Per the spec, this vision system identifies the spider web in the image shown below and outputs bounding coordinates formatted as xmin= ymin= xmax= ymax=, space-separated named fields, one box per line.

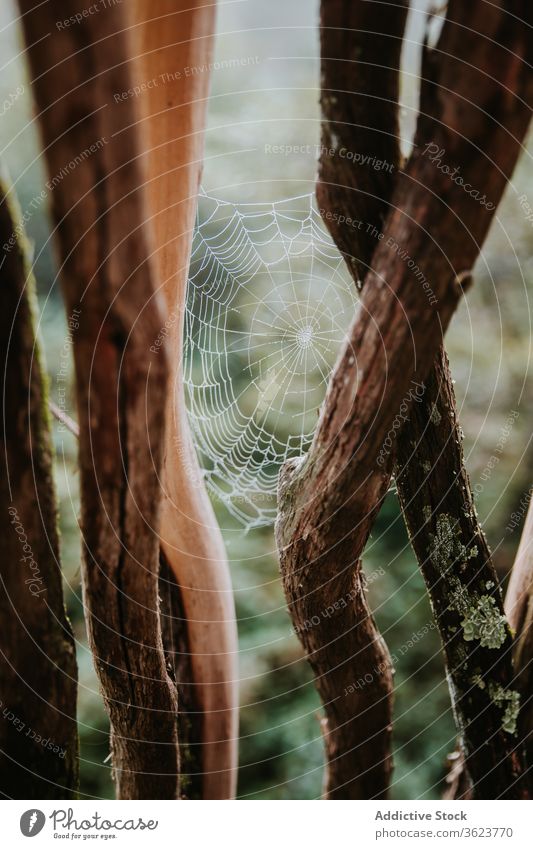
xmin=183 ymin=192 xmax=358 ymax=529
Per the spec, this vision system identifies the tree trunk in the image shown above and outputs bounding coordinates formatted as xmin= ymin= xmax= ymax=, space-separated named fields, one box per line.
xmin=277 ymin=0 xmax=533 ymax=799
xmin=0 ymin=180 xmax=78 ymax=798
xmin=396 ymin=349 xmax=528 ymax=798
xmin=126 ymin=0 xmax=239 ymax=799
xmin=317 ymin=0 xmax=408 ymax=284
xmin=444 ymin=489 xmax=533 ymax=799
xmin=19 ymin=0 xmax=181 ymax=799
xmin=277 ymin=0 xmax=408 ymax=799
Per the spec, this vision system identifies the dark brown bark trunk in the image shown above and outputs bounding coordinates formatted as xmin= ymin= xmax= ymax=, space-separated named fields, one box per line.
xmin=276 ymin=0 xmax=408 ymax=800
xmin=389 ymin=1 xmax=533 ymax=799
xmin=317 ymin=0 xmax=408 ymax=283
xmin=444 ymin=490 xmax=533 ymax=799
xmin=396 ymin=349 xmax=528 ymax=798
xmin=0 ymin=180 xmax=78 ymax=798
xmin=159 ymin=554 xmax=203 ymax=800
xmin=18 ymin=0 xmax=180 ymax=799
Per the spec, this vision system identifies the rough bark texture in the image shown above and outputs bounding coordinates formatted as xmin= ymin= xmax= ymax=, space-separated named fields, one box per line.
xmin=277 ymin=0 xmax=408 ymax=800
xmin=0 ymin=181 xmax=78 ymax=798
xmin=444 ymin=490 xmax=533 ymax=800
xmin=127 ymin=0 xmax=239 ymax=799
xmin=391 ymin=1 xmax=533 ymax=800
xmin=159 ymin=554 xmax=203 ymax=800
xmin=396 ymin=349 xmax=528 ymax=799
xmin=317 ymin=0 xmax=408 ymax=282
xmin=19 ymin=1 xmax=180 ymax=798
xmin=277 ymin=0 xmax=533 ymax=799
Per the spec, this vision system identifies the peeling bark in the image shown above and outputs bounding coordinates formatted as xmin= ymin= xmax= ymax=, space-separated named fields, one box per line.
xmin=159 ymin=554 xmax=203 ymax=800
xmin=126 ymin=0 xmax=239 ymax=799
xmin=0 ymin=181 xmax=78 ymax=798
xmin=19 ymin=1 xmax=180 ymax=799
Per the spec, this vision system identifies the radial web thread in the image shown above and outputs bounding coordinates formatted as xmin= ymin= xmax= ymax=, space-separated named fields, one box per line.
xmin=183 ymin=191 xmax=357 ymax=529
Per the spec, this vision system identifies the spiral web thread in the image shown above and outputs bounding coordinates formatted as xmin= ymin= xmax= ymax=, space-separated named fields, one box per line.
xmin=183 ymin=191 xmax=357 ymax=529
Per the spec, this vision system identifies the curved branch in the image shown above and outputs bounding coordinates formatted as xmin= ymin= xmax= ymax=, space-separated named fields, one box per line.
xmin=126 ymin=0 xmax=239 ymax=799
xmin=277 ymin=0 xmax=408 ymax=799
xmin=394 ymin=1 xmax=533 ymax=799
xmin=444 ymin=487 xmax=533 ymax=799
xmin=277 ymin=0 xmax=533 ymax=799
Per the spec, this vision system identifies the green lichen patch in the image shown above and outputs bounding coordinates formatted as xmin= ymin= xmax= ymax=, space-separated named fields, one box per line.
xmin=447 ymin=576 xmax=508 ymax=650
xmin=427 ymin=515 xmax=510 ymax=654
xmin=448 ymin=576 xmax=470 ymax=615
xmin=460 ymin=595 xmax=507 ymax=649
xmin=428 ymin=513 xmax=467 ymax=572
xmin=488 ymin=683 xmax=521 ymax=735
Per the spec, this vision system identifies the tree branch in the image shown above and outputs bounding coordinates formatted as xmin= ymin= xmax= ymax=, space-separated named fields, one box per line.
xmin=277 ymin=0 xmax=533 ymax=799
xmin=0 ymin=180 xmax=78 ymax=797
xmin=126 ymin=0 xmax=239 ymax=799
xmin=317 ymin=0 xmax=408 ymax=282
xmin=159 ymin=554 xmax=204 ymax=800
xmin=19 ymin=0 xmax=180 ymax=799
xmin=396 ymin=349 xmax=528 ymax=798
xmin=444 ymin=487 xmax=533 ymax=799
xmin=393 ymin=0 xmax=533 ymax=798
xmin=277 ymin=0 xmax=408 ymax=799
